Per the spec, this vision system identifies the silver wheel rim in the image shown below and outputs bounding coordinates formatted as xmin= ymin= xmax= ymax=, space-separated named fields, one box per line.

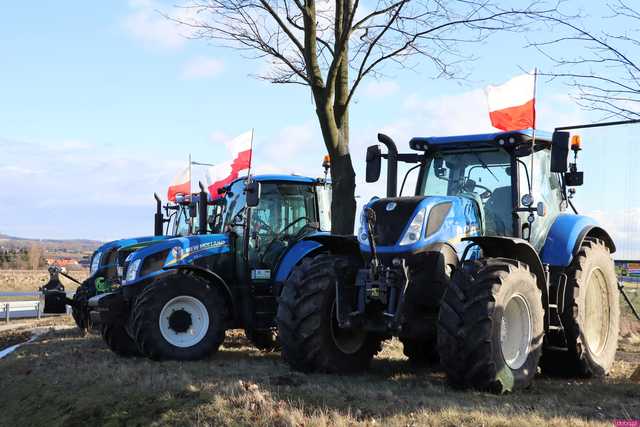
xmin=500 ymin=293 xmax=532 ymax=370
xmin=584 ymin=267 xmax=610 ymax=355
xmin=330 ymin=301 xmax=366 ymax=355
xmin=159 ymin=296 xmax=209 ymax=348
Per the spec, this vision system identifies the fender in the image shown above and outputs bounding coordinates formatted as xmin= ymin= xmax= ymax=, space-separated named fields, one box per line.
xmin=540 ymin=214 xmax=616 ymax=267
xmin=462 ymin=236 xmax=549 ymax=329
xmin=163 ymin=265 xmax=234 ymax=315
xmin=273 ymin=234 xmax=361 ymax=292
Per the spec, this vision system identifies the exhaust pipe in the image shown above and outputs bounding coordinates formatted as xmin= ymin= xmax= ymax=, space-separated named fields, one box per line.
xmin=377 ymin=133 xmax=399 ymax=198
xmin=154 ymin=193 xmax=164 ymax=236
xmin=198 ymin=181 xmax=208 ymax=234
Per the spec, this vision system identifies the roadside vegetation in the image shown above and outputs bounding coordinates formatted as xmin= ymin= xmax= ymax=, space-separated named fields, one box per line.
xmin=0 ymin=311 xmax=638 ymax=427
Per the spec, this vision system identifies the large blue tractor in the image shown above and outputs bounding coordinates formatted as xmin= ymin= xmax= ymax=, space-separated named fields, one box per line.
xmin=276 ymin=130 xmax=620 ymax=393
xmin=89 ymin=174 xmax=332 ymax=360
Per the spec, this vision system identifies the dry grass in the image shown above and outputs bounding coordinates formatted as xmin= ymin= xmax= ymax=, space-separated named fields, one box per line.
xmin=0 ymin=269 xmax=89 ymax=295
xmin=0 ymin=315 xmax=638 ymax=427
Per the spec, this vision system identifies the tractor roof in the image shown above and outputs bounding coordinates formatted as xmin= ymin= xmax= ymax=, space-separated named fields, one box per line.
xmin=246 ymin=174 xmax=320 ymax=184
xmin=409 ymin=129 xmax=553 ymax=151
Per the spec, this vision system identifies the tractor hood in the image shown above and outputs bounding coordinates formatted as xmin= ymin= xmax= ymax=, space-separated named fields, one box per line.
xmin=90 ymin=235 xmax=169 ymax=278
xmin=120 ymin=234 xmax=231 ymax=286
xmin=357 ymin=195 xmax=481 ymax=254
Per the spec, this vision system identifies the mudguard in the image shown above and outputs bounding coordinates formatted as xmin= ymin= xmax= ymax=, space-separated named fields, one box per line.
xmin=273 ymin=234 xmax=360 ymax=287
xmin=540 ymin=214 xmax=616 ymax=267
xmin=162 ymin=265 xmax=234 ymax=311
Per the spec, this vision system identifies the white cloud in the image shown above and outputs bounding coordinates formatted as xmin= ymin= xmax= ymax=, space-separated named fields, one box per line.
xmin=122 ymin=0 xmax=194 ymax=51
xmin=181 ymin=57 xmax=225 ymax=79
xmin=585 ymin=208 xmax=640 ymax=260
xmin=362 ymin=80 xmax=400 ymax=98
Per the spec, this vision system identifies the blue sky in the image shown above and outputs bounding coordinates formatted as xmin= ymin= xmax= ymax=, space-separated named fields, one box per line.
xmin=0 ymin=0 xmax=638 ymax=258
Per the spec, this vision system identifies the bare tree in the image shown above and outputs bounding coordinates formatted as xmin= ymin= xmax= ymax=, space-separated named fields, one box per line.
xmin=530 ymin=1 xmax=639 ymax=120
xmin=172 ymin=0 xmax=556 ymax=233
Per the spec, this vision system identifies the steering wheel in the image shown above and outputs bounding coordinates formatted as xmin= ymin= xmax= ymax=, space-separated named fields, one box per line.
xmin=253 ymin=216 xmax=273 ymax=233
xmin=257 ymin=217 xmax=312 ymax=266
xmin=474 ymin=183 xmax=493 ymax=200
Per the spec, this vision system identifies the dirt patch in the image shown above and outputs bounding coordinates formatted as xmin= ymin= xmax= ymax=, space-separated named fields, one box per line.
xmin=0 ymin=329 xmax=32 ymax=352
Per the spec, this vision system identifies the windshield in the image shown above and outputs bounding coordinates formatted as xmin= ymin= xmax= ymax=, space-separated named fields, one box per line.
xmin=420 ymin=148 xmax=513 ymax=236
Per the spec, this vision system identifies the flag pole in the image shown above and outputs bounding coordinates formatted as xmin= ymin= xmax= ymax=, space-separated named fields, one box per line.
xmin=189 ymin=153 xmax=192 ymax=195
xmin=529 ymin=68 xmax=538 ymax=198
xmin=247 ymin=128 xmax=255 ymax=180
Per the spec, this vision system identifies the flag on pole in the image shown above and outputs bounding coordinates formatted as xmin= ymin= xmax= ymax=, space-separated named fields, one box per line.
xmin=167 ymin=165 xmax=191 ymax=202
xmin=207 ymin=131 xmax=254 ymax=196
xmin=486 ymin=73 xmax=536 ymax=131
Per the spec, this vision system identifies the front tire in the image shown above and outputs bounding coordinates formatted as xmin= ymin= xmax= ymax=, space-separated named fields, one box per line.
xmin=131 ymin=273 xmax=227 ymax=361
xmin=541 ymin=239 xmax=619 ymax=377
xmin=101 ymin=323 xmax=140 ymax=357
xmin=437 ymin=258 xmax=544 ymax=393
xmin=71 ymin=284 xmax=92 ymax=332
xmin=277 ymin=254 xmax=382 ymax=373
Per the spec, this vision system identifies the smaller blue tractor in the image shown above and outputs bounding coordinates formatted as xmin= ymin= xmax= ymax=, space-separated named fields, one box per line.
xmin=42 ymin=192 xmax=208 ymax=332
xmin=277 ymin=130 xmax=620 ymax=393
xmin=89 ymin=174 xmax=332 ymax=360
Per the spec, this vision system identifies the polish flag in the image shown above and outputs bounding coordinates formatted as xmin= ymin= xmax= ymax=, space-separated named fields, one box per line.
xmin=486 ymin=73 xmax=536 ymax=131
xmin=207 ymin=131 xmax=253 ymax=196
xmin=167 ymin=166 xmax=190 ymax=202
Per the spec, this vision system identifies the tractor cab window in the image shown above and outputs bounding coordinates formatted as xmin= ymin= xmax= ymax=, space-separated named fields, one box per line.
xmin=223 ymin=180 xmax=247 ymax=227
xmin=173 ymin=205 xmax=192 ymax=236
xmin=248 ymin=183 xmax=318 ymax=270
xmin=421 ymin=148 xmax=514 ymax=236
xmin=518 ymin=147 xmax=564 ymax=250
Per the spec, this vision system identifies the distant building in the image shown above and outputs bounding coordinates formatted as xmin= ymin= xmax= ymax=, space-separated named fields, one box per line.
xmin=46 ymin=257 xmax=79 ymax=268
xmin=616 ymin=260 xmax=640 ymax=284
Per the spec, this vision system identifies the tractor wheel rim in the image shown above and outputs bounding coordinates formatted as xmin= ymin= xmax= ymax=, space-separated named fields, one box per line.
xmin=159 ymin=296 xmax=209 ymax=348
xmin=584 ymin=267 xmax=610 ymax=355
xmin=500 ymin=293 xmax=532 ymax=370
xmin=329 ymin=301 xmax=367 ymax=355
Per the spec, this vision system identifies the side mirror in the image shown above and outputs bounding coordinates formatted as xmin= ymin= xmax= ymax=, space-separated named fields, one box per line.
xmin=246 ymin=181 xmax=261 ymax=207
xmin=365 ymin=145 xmax=381 ymax=183
xmin=565 ymin=171 xmax=584 ymax=186
xmin=551 ymin=131 xmax=570 ymax=172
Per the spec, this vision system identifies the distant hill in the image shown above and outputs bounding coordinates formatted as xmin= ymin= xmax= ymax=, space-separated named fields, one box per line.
xmin=0 ymin=233 xmax=101 ymax=256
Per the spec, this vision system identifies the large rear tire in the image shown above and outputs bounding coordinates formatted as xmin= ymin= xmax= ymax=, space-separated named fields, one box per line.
xmin=541 ymin=239 xmax=619 ymax=377
xmin=101 ymin=323 xmax=140 ymax=357
xmin=400 ymin=337 xmax=439 ymax=365
xmin=437 ymin=258 xmax=544 ymax=393
xmin=277 ymin=254 xmax=382 ymax=373
xmin=131 ymin=272 xmax=227 ymax=361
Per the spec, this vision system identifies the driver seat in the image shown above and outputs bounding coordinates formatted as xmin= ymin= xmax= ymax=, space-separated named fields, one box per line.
xmin=483 ymin=186 xmax=513 ymax=236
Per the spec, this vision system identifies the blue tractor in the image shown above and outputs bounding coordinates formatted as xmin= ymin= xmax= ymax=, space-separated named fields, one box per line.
xmin=42 ymin=191 xmax=211 ymax=332
xmin=276 ymin=130 xmax=620 ymax=393
xmin=89 ymin=174 xmax=332 ymax=360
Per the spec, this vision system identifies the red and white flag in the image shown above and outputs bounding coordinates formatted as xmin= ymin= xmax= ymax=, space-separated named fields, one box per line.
xmin=207 ymin=131 xmax=253 ymax=196
xmin=486 ymin=73 xmax=536 ymax=131
xmin=167 ymin=165 xmax=190 ymax=202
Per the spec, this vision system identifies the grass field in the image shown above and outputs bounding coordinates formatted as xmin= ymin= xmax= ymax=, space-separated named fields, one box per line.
xmin=0 ymin=269 xmax=89 ymax=297
xmin=0 ymin=315 xmax=638 ymax=427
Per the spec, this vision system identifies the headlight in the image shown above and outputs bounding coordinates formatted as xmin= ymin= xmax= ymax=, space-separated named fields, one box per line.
xmin=125 ymin=259 xmax=142 ymax=283
xmin=399 ymin=208 xmax=426 ymax=246
xmin=90 ymin=251 xmax=102 ymax=275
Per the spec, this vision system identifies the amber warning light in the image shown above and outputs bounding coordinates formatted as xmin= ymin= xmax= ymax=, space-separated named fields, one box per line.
xmin=571 ymin=135 xmax=582 ymax=152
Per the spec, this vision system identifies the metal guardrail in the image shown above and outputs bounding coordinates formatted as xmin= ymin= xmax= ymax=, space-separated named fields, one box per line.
xmin=0 ymin=292 xmax=72 ymax=323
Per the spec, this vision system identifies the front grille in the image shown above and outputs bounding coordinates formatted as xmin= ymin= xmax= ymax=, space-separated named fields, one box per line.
xmin=370 ymin=197 xmax=424 ymax=246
